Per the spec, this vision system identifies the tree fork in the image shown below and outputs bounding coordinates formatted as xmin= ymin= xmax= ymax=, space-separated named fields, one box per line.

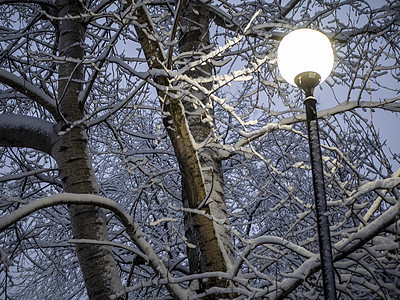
xmin=131 ymin=0 xmax=235 ymax=297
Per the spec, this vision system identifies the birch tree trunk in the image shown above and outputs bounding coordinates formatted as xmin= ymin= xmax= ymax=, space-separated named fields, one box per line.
xmin=132 ymin=0 xmax=235 ymax=296
xmin=52 ymin=0 xmax=125 ymax=298
xmin=178 ymin=0 xmax=236 ymax=294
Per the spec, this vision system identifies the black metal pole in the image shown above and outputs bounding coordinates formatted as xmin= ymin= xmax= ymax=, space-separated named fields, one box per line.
xmin=304 ymin=95 xmax=337 ymax=300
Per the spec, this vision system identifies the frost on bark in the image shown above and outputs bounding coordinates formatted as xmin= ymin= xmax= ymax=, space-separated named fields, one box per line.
xmin=52 ymin=0 xmax=125 ymax=298
xmin=132 ymin=0 xmax=235 ymax=296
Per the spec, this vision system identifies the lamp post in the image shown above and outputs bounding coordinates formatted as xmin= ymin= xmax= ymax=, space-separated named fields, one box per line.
xmin=277 ymin=29 xmax=337 ymax=300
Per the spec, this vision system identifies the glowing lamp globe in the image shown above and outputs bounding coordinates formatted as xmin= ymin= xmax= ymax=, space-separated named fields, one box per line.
xmin=277 ymin=29 xmax=334 ymax=90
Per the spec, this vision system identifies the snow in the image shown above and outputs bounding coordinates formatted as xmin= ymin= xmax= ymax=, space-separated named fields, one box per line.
xmin=342 ymin=178 xmax=400 ymax=206
xmin=0 ymin=114 xmax=57 ymax=155
xmin=0 ymin=69 xmax=57 ymax=116
xmin=149 ymin=217 xmax=179 ymax=226
xmin=0 ymin=192 xmax=190 ymax=298
xmin=234 ymin=97 xmax=400 ymax=149
xmin=0 ymin=193 xmax=132 ymax=232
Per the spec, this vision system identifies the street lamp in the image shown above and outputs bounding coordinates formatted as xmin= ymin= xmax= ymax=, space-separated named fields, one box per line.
xmin=277 ymin=28 xmax=336 ymax=300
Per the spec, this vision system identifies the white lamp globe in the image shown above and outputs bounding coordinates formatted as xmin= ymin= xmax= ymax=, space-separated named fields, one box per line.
xmin=277 ymin=28 xmax=334 ymax=87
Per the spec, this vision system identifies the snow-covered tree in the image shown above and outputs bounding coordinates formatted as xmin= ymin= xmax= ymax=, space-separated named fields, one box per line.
xmin=1 ymin=0 xmax=399 ymax=299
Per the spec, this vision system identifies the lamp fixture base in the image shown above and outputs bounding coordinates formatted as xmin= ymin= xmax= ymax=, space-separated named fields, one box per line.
xmin=294 ymin=72 xmax=321 ymax=97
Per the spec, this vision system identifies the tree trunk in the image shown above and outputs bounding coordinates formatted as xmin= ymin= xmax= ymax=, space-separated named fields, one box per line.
xmin=53 ymin=0 xmax=125 ymax=298
xmin=132 ymin=1 xmax=235 ymax=297
xmin=178 ymin=1 xmax=235 ymax=296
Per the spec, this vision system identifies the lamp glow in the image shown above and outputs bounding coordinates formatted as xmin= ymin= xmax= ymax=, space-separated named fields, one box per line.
xmin=277 ymin=29 xmax=334 ymax=87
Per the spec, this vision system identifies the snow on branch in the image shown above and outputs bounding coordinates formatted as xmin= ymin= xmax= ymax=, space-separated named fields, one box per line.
xmin=340 ymin=177 xmax=400 ymax=206
xmin=0 ymin=193 xmax=190 ymax=298
xmin=235 ymin=97 xmax=400 ymax=148
xmin=106 ymin=56 xmax=149 ymax=80
xmin=334 ymin=197 xmax=400 ymax=260
xmin=175 ymin=9 xmax=261 ymax=77
xmin=233 ymin=235 xmax=314 ymax=276
xmin=0 ymin=168 xmax=55 ymax=183
xmin=265 ymin=198 xmax=400 ymax=299
xmin=0 ymin=193 xmax=132 ymax=232
xmin=87 ymin=81 xmax=147 ymax=127
xmin=0 ymin=68 xmax=58 ymax=118
xmin=122 ymin=271 xmax=253 ymax=298
xmin=0 ymin=114 xmax=57 ymax=155
xmin=68 ymin=238 xmax=148 ymax=262
xmin=361 ymin=168 xmax=400 ymax=226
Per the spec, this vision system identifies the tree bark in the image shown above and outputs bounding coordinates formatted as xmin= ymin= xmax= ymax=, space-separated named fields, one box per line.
xmin=132 ymin=1 xmax=235 ymax=297
xmin=53 ymin=0 xmax=125 ymax=298
xmin=178 ymin=1 xmax=235 ymax=295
